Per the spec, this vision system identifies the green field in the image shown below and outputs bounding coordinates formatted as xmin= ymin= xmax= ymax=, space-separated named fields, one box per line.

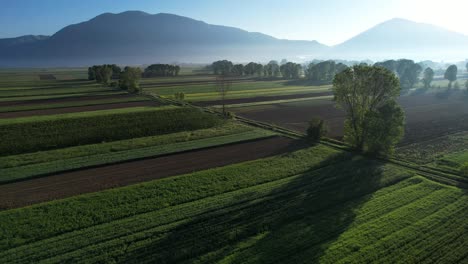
xmin=0 ymin=144 xmax=466 ymax=263
xmin=0 ymin=106 xmax=222 ymax=155
xmin=0 ymin=122 xmax=275 ymax=183
xmin=143 ymin=79 xmax=332 ymax=101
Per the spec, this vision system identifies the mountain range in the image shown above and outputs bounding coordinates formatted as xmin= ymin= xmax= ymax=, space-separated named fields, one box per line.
xmin=1 ymin=11 xmax=467 ymax=67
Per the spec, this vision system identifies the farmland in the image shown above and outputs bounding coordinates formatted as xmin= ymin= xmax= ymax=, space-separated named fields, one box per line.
xmin=0 ymin=67 xmax=466 ymax=263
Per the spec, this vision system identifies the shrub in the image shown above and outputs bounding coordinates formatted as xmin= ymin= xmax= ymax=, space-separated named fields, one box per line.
xmin=174 ymin=92 xmax=185 ymax=101
xmin=0 ymin=107 xmax=222 ymax=155
xmin=461 ymin=162 xmax=468 ymax=177
xmin=306 ymin=118 xmax=327 ymax=142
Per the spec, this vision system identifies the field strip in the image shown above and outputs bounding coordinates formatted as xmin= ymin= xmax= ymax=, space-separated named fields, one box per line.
xmin=0 ymin=137 xmax=298 ymax=209
xmin=213 ymin=95 xmax=334 ymax=108
xmin=0 ymin=160 xmax=409 ymax=262
xmin=0 ymin=91 xmax=126 ymax=103
xmin=0 ymin=130 xmax=276 ymax=183
xmin=0 ymin=96 xmax=151 ymax=113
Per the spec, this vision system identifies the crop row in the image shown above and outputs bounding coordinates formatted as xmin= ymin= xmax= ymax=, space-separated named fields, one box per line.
xmin=0 ymin=144 xmax=345 ymax=251
xmin=0 ymin=156 xmax=413 ymax=263
xmin=0 ymin=106 xmax=221 ymax=155
xmin=0 ymin=121 xmax=251 ymax=169
xmin=0 ymin=129 xmax=275 ymax=183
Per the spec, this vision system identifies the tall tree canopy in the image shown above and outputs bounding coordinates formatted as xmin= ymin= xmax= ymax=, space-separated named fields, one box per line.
xmin=280 ymin=62 xmax=302 ymax=79
xmin=211 ymin=60 xmax=234 ymax=75
xmin=265 ymin=60 xmax=280 ymax=77
xmin=422 ymin=67 xmax=434 ymax=88
xmin=143 ymin=64 xmax=180 ymax=77
xmin=444 ymin=65 xmax=458 ymax=88
xmin=119 ymin=67 xmax=142 ymax=93
xmin=374 ymin=59 xmax=421 ymax=91
xmin=333 ymin=65 xmax=404 ymax=156
xmin=306 ymin=60 xmax=347 ymax=82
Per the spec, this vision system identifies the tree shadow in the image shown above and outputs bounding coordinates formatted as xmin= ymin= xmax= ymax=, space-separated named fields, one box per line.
xmin=116 ymin=153 xmax=395 ymax=263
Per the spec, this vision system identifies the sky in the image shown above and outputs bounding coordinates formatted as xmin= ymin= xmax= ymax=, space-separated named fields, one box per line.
xmin=1 ymin=0 xmax=468 ymax=46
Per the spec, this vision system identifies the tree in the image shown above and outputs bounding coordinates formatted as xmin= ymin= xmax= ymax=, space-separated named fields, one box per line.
xmin=333 ymin=65 xmax=404 ymax=156
xmin=306 ymin=118 xmax=328 ymax=142
xmin=280 ymin=62 xmax=301 ymax=79
xmin=422 ymin=67 xmax=434 ymax=88
xmin=143 ymin=64 xmax=180 ymax=77
xmin=375 ymin=59 xmax=421 ymax=91
xmin=99 ymin=65 xmax=113 ymax=85
xmin=216 ymin=75 xmax=231 ymax=116
xmin=466 ymin=62 xmax=468 ymax=73
xmin=306 ymin=61 xmax=347 ymax=82
xmin=444 ymin=65 xmax=458 ymax=88
xmin=265 ymin=60 xmax=280 ymax=77
xmin=87 ymin=67 xmax=96 ymax=80
xmin=119 ymin=67 xmax=142 ymax=93
xmin=211 ymin=60 xmax=233 ymax=75
xmin=232 ymin=64 xmax=244 ymax=76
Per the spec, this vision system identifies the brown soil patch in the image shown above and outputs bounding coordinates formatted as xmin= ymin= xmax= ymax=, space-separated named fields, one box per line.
xmin=0 ymin=94 xmax=135 ymax=107
xmin=0 ymin=101 xmax=158 ymax=118
xmin=38 ymin=74 xmax=56 ymax=80
xmin=0 ymin=136 xmax=298 ymax=210
xmin=233 ymin=93 xmax=468 ymax=144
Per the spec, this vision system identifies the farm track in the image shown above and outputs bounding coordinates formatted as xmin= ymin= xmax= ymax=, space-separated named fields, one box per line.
xmin=0 ymin=101 xmax=158 ymax=118
xmin=0 ymin=93 xmax=132 ymax=107
xmin=0 ymin=136 xmax=299 ymax=209
xmin=194 ymin=91 xmax=333 ymax=106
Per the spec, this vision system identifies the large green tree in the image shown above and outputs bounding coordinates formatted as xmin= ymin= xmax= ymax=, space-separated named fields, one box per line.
xmin=119 ymin=67 xmax=142 ymax=93
xmin=444 ymin=65 xmax=458 ymax=88
xmin=422 ymin=67 xmax=434 ymax=88
xmin=333 ymin=65 xmax=404 ymax=156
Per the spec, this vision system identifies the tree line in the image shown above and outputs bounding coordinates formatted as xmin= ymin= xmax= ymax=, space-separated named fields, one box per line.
xmin=210 ymin=60 xmax=302 ymax=79
xmin=87 ymin=64 xmax=183 ymax=93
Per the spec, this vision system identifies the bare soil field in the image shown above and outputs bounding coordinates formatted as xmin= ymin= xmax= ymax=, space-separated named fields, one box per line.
xmin=38 ymin=74 xmax=56 ymax=80
xmin=0 ymin=101 xmax=158 ymax=118
xmin=0 ymin=136 xmax=298 ymax=209
xmin=0 ymin=93 xmax=136 ymax=107
xmin=233 ymin=93 xmax=468 ymax=144
xmin=194 ymin=91 xmax=333 ymax=106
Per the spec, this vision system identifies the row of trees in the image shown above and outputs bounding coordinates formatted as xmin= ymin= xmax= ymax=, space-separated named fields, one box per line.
xmin=374 ymin=59 xmax=422 ymax=90
xmin=210 ymin=60 xmax=301 ymax=79
xmin=143 ymin=64 xmax=181 ymax=77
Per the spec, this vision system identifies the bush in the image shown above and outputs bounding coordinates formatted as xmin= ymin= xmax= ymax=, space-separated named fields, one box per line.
xmin=461 ymin=162 xmax=468 ymax=177
xmin=0 ymin=107 xmax=221 ymax=155
xmin=306 ymin=118 xmax=327 ymax=142
xmin=174 ymin=92 xmax=185 ymax=101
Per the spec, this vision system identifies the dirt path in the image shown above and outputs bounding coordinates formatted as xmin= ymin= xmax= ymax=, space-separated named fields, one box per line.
xmin=0 ymin=137 xmax=298 ymax=210
xmin=0 ymin=101 xmax=159 ymax=118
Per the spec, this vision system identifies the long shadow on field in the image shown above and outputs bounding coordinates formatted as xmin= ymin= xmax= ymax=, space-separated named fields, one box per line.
xmin=118 ymin=154 xmax=393 ymax=264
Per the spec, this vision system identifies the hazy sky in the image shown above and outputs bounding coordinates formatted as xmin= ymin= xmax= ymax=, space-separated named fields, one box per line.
xmin=1 ymin=0 xmax=467 ymax=45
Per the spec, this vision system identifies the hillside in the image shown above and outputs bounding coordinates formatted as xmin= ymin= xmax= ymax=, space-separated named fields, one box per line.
xmin=332 ymin=18 xmax=468 ymax=60
xmin=0 ymin=11 xmax=327 ymax=66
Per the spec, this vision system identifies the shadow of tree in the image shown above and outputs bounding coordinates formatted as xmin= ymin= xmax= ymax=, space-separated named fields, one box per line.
xmin=116 ymin=154 xmax=395 ymax=263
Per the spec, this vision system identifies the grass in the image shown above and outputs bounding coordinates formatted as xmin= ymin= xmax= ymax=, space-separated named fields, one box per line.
xmin=0 ymin=85 xmax=115 ymax=98
xmin=145 ymin=79 xmax=331 ymax=101
xmin=216 ymin=95 xmax=333 ymax=108
xmin=0 ymin=122 xmax=275 ymax=183
xmin=1 ymin=144 xmax=464 ymax=263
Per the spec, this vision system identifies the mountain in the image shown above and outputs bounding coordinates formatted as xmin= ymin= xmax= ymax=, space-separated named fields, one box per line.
xmin=0 ymin=11 xmax=327 ymax=67
xmin=331 ymin=18 xmax=468 ymax=60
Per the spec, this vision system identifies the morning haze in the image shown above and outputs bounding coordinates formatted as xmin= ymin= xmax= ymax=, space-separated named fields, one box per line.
xmin=0 ymin=1 xmax=467 ymax=263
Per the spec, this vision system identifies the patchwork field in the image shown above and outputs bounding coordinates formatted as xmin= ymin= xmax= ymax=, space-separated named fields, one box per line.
xmin=0 ymin=68 xmax=466 ymax=263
